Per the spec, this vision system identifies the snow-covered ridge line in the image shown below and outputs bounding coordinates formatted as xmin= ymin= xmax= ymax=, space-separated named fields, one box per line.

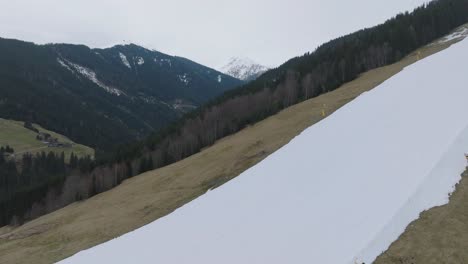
xmin=60 ymin=39 xmax=468 ymax=264
xmin=221 ymin=57 xmax=269 ymax=81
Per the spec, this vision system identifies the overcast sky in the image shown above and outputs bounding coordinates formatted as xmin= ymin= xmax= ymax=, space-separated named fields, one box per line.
xmin=0 ymin=0 xmax=429 ymax=69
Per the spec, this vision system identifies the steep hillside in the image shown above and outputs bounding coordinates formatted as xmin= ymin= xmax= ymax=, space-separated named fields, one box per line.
xmin=112 ymin=0 xmax=468 ymax=175
xmin=0 ymin=41 xmax=242 ymax=150
xmin=0 ymin=25 xmax=462 ymax=264
xmin=58 ymin=33 xmax=468 ymax=264
xmin=0 ymin=118 xmax=93 ymax=161
xmin=220 ymin=57 xmax=268 ymax=81
xmin=1 ymin=0 xmax=467 ymax=239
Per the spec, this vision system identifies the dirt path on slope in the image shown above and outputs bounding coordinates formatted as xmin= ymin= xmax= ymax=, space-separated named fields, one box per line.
xmin=375 ymin=170 xmax=468 ymax=264
xmin=0 ymin=31 xmax=464 ymax=264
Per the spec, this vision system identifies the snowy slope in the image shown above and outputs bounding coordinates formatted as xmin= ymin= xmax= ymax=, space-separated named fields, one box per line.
xmin=220 ymin=57 xmax=269 ymax=81
xmin=60 ymin=39 xmax=468 ymax=264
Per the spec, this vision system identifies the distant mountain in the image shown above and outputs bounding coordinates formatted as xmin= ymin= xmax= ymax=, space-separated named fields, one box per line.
xmin=0 ymin=40 xmax=243 ymax=150
xmin=220 ymin=57 xmax=269 ymax=81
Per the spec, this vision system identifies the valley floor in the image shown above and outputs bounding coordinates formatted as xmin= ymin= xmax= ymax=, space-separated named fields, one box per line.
xmin=0 ymin=25 xmax=466 ymax=264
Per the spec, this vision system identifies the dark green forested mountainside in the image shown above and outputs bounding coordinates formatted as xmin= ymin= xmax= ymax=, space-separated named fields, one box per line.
xmin=1 ymin=0 xmax=468 ymax=227
xmin=0 ymin=42 xmax=242 ymax=151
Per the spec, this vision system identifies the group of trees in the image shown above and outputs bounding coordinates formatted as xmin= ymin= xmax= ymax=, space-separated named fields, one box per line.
xmin=0 ymin=148 xmax=94 ymax=226
xmin=0 ymin=145 xmax=14 ymax=154
xmin=69 ymin=153 xmax=94 ymax=172
xmin=2 ymin=0 xmax=468 ymax=227
xmin=23 ymin=121 xmax=39 ymax=133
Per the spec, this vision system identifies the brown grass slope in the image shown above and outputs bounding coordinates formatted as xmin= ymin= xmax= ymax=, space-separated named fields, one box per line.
xmin=375 ymin=171 xmax=468 ymax=264
xmin=0 ymin=26 xmax=466 ymax=264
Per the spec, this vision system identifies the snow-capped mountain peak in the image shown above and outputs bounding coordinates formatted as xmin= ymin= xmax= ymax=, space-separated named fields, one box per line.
xmin=220 ymin=57 xmax=269 ymax=81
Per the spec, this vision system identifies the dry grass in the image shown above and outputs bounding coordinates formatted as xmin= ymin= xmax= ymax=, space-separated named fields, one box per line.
xmin=375 ymin=171 xmax=468 ymax=264
xmin=0 ymin=29 xmax=464 ymax=264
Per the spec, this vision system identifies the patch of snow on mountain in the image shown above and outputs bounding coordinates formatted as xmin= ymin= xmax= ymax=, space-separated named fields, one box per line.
xmin=153 ymin=57 xmax=172 ymax=67
xmin=57 ymin=58 xmax=73 ymax=72
xmin=58 ymin=58 xmax=123 ymax=96
xmin=178 ymin=74 xmax=190 ymax=85
xmin=217 ymin=75 xmax=222 ymax=83
xmin=119 ymin=52 xmax=131 ymax=69
xmin=433 ymin=24 xmax=468 ymax=45
xmin=136 ymin=57 xmax=145 ymax=65
xmin=161 ymin=58 xmax=172 ymax=67
xmin=136 ymin=95 xmax=165 ymax=106
xmin=442 ymin=27 xmax=468 ymax=42
xmin=221 ymin=57 xmax=269 ymax=81
xmin=172 ymin=99 xmax=197 ymax=112
xmin=60 ymin=38 xmax=468 ymax=264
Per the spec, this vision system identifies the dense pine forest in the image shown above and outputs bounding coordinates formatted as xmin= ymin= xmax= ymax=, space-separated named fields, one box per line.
xmin=2 ymin=0 xmax=468 ymax=226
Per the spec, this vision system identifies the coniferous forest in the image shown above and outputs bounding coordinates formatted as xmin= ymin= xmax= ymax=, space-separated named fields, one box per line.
xmin=1 ymin=0 xmax=468 ymax=226
xmin=0 ymin=147 xmax=93 ymax=225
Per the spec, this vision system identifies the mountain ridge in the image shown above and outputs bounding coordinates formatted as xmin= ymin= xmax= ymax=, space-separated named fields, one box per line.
xmin=0 ymin=39 xmax=243 ymax=151
xmin=220 ymin=57 xmax=269 ymax=81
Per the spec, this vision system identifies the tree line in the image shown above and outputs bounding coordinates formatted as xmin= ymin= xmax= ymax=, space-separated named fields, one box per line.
xmin=0 ymin=147 xmax=94 ymax=226
xmin=2 ymin=0 xmax=468 ymax=227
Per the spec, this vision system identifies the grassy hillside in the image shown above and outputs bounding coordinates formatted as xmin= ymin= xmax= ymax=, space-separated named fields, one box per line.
xmin=0 ymin=118 xmax=94 ymax=161
xmin=0 ymin=25 xmax=464 ymax=264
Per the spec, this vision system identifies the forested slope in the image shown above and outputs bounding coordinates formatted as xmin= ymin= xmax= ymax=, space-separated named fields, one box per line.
xmin=0 ymin=42 xmax=241 ymax=151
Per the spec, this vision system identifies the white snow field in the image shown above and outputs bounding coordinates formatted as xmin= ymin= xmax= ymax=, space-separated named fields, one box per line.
xmin=60 ymin=39 xmax=468 ymax=264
